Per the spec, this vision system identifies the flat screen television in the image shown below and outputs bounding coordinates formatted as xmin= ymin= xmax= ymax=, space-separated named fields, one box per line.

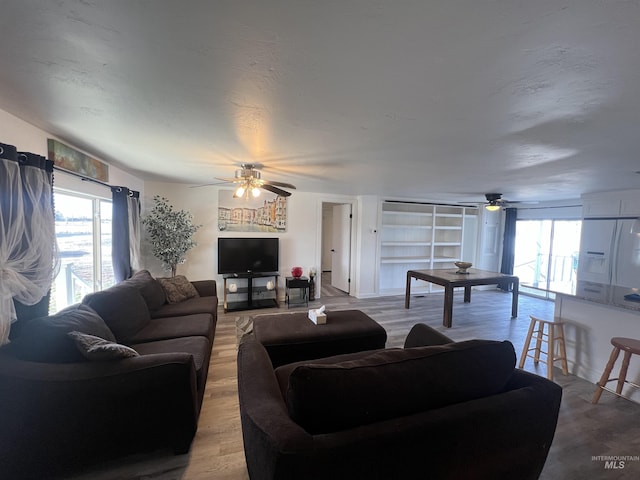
xmin=218 ymin=237 xmax=279 ymax=274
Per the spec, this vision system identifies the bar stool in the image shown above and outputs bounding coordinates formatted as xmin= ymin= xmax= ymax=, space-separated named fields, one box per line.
xmin=592 ymin=337 xmax=640 ymax=404
xmin=519 ymin=315 xmax=568 ymax=381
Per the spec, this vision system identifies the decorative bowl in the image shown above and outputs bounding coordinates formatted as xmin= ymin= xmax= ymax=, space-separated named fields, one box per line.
xmin=291 ymin=266 xmax=303 ymax=278
xmin=454 ymin=261 xmax=473 ymax=274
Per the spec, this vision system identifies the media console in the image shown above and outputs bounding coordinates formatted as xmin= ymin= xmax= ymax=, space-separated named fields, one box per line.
xmin=223 ymin=272 xmax=280 ymax=313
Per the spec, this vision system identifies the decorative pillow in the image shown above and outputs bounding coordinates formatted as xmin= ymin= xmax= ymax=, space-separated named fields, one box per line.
xmin=10 ymin=304 xmax=116 ymax=363
xmin=157 ymin=276 xmax=199 ymax=304
xmin=68 ymin=331 xmax=139 ymax=361
xmin=280 ymin=339 xmax=516 ymax=435
xmin=82 ymin=286 xmax=151 ymax=341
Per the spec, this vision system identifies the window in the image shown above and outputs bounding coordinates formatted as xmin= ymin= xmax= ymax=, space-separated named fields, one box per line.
xmin=514 ymin=219 xmax=582 ymax=298
xmin=51 ymin=191 xmax=114 ymax=312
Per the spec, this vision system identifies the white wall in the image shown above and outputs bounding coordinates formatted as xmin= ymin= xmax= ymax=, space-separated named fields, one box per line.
xmin=142 ymin=183 xmax=357 ymax=298
xmin=1 ymin=109 xmax=144 ymax=196
xmin=355 ymin=195 xmax=379 ymax=298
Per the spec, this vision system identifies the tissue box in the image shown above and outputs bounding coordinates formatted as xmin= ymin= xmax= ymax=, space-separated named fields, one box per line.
xmin=308 ymin=310 xmax=327 ymax=325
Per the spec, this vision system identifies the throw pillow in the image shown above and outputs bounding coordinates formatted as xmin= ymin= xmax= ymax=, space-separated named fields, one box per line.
xmin=157 ymin=276 xmax=199 ymax=304
xmin=68 ymin=331 xmax=139 ymax=361
xmin=10 ymin=304 xmax=116 ymax=363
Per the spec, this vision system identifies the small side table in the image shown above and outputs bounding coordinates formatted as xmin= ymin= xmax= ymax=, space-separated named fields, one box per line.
xmin=286 ymin=276 xmax=310 ymax=308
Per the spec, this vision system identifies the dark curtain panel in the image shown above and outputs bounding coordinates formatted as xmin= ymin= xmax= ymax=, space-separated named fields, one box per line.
xmin=1 ymin=142 xmax=58 ymax=344
xmin=111 ymin=187 xmax=140 ymax=283
xmin=498 ymin=207 xmax=517 ymax=291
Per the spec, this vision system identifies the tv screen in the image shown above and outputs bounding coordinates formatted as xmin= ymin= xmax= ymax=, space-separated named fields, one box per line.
xmin=218 ymin=237 xmax=279 ymax=274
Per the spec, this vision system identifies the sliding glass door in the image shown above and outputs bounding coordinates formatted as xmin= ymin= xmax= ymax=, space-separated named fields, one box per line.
xmin=514 ymin=219 xmax=581 ymax=297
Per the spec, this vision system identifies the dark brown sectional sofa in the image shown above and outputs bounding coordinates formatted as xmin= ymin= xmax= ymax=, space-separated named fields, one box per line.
xmin=0 ymin=270 xmax=218 ymax=479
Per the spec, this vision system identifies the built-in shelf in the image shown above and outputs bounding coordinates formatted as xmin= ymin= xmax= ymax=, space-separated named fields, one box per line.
xmin=378 ymin=201 xmax=478 ymax=295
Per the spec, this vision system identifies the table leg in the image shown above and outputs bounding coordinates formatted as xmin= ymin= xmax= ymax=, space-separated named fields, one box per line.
xmin=443 ymin=286 xmax=454 ymax=328
xmin=405 ymin=272 xmax=412 ymax=309
xmin=511 ymin=277 xmax=519 ymax=318
xmin=464 ymin=286 xmax=471 ymax=303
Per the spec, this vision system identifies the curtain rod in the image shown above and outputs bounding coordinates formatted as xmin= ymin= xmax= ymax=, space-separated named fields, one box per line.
xmin=53 ymin=165 xmax=138 ymax=196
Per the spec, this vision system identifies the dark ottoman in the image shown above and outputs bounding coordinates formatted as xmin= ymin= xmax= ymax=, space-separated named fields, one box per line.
xmin=252 ymin=309 xmax=387 ymax=367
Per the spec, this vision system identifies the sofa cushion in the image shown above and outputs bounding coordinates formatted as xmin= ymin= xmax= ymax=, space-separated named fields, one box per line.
xmin=82 ymin=286 xmax=151 ymax=341
xmin=120 ymin=270 xmax=167 ymax=311
xmin=131 ymin=336 xmax=210 ymax=389
xmin=278 ymin=339 xmax=516 ymax=434
xmin=10 ymin=304 xmax=116 ymax=363
xmin=68 ymin=331 xmax=139 ymax=360
xmin=151 ymin=296 xmax=218 ymax=319
xmin=124 ymin=313 xmax=214 ymax=344
xmin=157 ymin=276 xmax=199 ymax=304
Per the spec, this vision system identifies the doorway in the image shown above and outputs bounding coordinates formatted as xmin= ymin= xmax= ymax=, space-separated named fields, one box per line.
xmin=321 ymin=202 xmax=352 ymax=297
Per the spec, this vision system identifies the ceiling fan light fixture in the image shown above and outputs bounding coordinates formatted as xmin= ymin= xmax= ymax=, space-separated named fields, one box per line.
xmin=484 ymin=193 xmax=503 ymax=211
xmin=235 ymin=185 xmax=246 ymax=197
xmin=251 ymin=186 xmax=261 ymax=198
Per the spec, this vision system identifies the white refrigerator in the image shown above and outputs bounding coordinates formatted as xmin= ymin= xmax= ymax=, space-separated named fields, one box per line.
xmin=577 ymin=218 xmax=640 ymax=305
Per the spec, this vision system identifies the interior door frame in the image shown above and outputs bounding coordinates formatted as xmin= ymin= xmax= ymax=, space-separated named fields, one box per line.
xmin=316 ymin=196 xmax=358 ymax=299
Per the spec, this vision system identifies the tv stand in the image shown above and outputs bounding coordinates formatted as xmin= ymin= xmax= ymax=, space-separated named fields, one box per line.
xmin=223 ymin=272 xmax=280 ymax=313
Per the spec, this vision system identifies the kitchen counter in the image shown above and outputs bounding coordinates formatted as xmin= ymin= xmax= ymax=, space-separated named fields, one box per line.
xmin=572 ymin=282 xmax=640 ymax=313
xmin=554 ymin=293 xmax=640 ymax=403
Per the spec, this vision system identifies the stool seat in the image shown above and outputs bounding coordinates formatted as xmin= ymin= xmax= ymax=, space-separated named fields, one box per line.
xmin=592 ymin=337 xmax=640 ymax=404
xmin=611 ymin=337 xmax=640 ymax=354
xmin=518 ymin=315 xmax=568 ymax=381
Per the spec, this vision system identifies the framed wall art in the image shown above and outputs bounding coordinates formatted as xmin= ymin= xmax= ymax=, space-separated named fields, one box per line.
xmin=47 ymin=139 xmax=109 ymax=182
xmin=218 ymin=189 xmax=287 ymax=232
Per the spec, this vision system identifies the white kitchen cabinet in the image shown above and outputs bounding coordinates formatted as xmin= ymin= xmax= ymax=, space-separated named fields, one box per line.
xmin=582 ymin=190 xmax=640 ymax=218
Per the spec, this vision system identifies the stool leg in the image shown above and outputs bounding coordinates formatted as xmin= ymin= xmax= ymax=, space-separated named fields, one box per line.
xmin=592 ymin=347 xmax=621 ymax=404
xmin=556 ymin=324 xmax=569 ymax=375
xmin=519 ymin=320 xmax=536 ymax=369
xmin=616 ymin=351 xmax=632 ymax=395
xmin=547 ymin=325 xmax=555 ymax=380
xmin=533 ymin=321 xmax=544 ymax=364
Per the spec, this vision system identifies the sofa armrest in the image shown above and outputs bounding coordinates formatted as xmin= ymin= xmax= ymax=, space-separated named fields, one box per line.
xmin=237 ymin=336 xmax=314 ymax=479
xmin=191 ymin=279 xmax=217 ymax=297
xmin=403 ymin=323 xmax=453 ymax=348
xmin=0 ymin=350 xmax=199 ymax=477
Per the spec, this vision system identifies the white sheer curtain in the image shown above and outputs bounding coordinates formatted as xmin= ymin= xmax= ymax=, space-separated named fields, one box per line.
xmin=128 ymin=193 xmax=141 ymax=272
xmin=111 ymin=187 xmax=140 ymax=282
xmin=0 ymin=145 xmax=59 ymax=345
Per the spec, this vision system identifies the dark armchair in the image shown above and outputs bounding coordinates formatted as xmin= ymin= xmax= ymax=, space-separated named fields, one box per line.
xmin=238 ymin=323 xmax=562 ymax=480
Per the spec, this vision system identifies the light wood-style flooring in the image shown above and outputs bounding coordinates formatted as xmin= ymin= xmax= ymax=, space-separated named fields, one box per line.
xmin=65 ymin=289 xmax=640 ymax=480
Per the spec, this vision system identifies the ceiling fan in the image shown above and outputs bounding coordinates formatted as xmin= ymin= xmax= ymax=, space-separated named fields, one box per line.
xmin=194 ymin=163 xmax=297 ymax=198
xmin=483 ymin=193 xmax=531 ymax=211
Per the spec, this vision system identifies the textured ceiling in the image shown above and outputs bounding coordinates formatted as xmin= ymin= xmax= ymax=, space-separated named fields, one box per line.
xmin=2 ymin=1 xmax=640 ymax=204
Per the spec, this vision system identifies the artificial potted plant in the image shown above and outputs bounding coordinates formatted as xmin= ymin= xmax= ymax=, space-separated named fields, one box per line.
xmin=142 ymin=195 xmax=201 ymax=276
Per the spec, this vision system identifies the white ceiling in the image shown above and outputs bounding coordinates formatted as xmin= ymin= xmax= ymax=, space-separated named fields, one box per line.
xmin=2 ymin=1 xmax=640 ymax=204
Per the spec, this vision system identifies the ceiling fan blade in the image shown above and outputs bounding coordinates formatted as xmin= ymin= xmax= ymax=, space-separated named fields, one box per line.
xmin=261 ymin=184 xmax=292 ymax=197
xmin=190 ymin=181 xmax=230 ymax=188
xmin=215 ymin=177 xmax=240 ymax=183
xmin=264 ymin=180 xmax=297 ymax=189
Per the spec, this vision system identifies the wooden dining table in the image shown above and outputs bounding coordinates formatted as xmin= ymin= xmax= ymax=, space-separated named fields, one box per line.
xmin=405 ymin=268 xmax=519 ymax=328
